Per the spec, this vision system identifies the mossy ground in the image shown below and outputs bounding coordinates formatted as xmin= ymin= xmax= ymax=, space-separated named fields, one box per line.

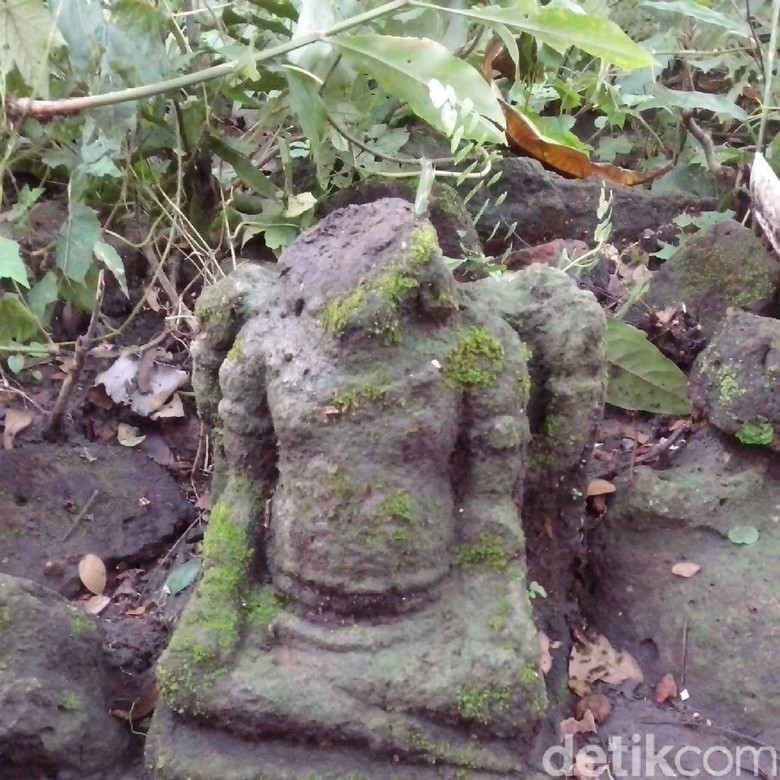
xmin=443 ymin=328 xmax=504 ymax=388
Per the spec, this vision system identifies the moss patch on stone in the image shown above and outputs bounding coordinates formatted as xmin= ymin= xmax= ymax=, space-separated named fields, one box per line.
xmin=319 ymin=225 xmax=439 ymax=343
xmin=157 ymin=479 xmax=259 ymax=711
xmin=736 ymin=417 xmax=774 ymax=446
xmin=457 ymin=533 xmax=509 ymax=571
xmin=457 ymin=686 xmax=512 ymax=725
xmin=443 ymin=327 xmax=504 ymax=388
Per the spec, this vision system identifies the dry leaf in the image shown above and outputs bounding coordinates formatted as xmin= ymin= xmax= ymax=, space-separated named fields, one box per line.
xmin=671 ymin=561 xmax=701 ymax=578
xmin=78 ymin=553 xmax=107 ymax=595
xmin=117 ymin=423 xmax=146 ymax=447
xmin=575 ymin=693 xmax=612 ymax=724
xmin=655 ymin=673 xmax=678 ymax=703
xmin=569 ymin=633 xmax=644 ymax=696
xmin=538 ymin=630 xmax=553 ymax=675
xmin=587 ymin=479 xmax=616 ymax=497
xmin=3 ymin=408 xmax=34 ymax=449
xmin=151 ymin=393 xmax=185 ymax=419
xmin=559 ymin=708 xmax=597 ymax=738
xmin=499 ymin=98 xmax=671 ymax=185
xmin=82 ymin=594 xmax=111 ymax=614
xmin=123 ymin=602 xmax=155 ymax=617
xmin=111 ymin=681 xmax=159 ymax=723
xmin=194 ymin=491 xmax=211 ymax=511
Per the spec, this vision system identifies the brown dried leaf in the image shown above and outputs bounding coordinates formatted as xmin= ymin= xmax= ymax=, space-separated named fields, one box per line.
xmin=538 ymin=630 xmax=553 ymax=675
xmin=78 ymin=553 xmax=107 ymax=595
xmin=559 ymin=708 xmax=597 ymax=738
xmin=123 ymin=602 xmax=154 ymax=617
xmin=672 ymin=561 xmax=701 ymax=578
xmin=655 ymin=673 xmax=678 ymax=703
xmin=569 ymin=633 xmax=644 ymax=696
xmin=3 ymin=408 xmax=34 ymax=449
xmin=82 ymin=594 xmax=111 ymax=614
xmin=500 ymin=99 xmax=671 ymax=185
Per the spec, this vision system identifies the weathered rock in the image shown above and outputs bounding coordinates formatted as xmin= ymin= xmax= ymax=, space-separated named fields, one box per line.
xmin=0 ymin=444 xmax=193 ymax=597
xmin=148 ymin=199 xmax=606 ymax=779
xmin=689 ymin=310 xmax=780 ymax=450
xmin=461 ymin=157 xmax=717 ymax=250
xmin=471 ymin=267 xmax=607 ymax=693
xmin=645 ymin=221 xmax=780 ymax=340
xmin=0 ymin=573 xmax=127 ymax=777
xmin=586 ymin=429 xmax=780 ymax=735
xmin=321 ymin=179 xmax=482 ymax=260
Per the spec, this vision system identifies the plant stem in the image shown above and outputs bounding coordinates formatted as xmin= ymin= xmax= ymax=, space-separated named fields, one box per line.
xmin=756 ymin=0 xmax=780 ymax=152
xmin=9 ymin=0 xmax=412 ymax=119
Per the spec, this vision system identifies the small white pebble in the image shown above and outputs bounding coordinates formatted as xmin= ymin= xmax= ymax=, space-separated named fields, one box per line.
xmin=431 ymin=359 xmax=442 ymax=369
xmin=680 ymin=688 xmax=690 ymax=701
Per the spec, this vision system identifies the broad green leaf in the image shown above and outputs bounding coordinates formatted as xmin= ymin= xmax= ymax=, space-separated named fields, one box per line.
xmin=285 ymin=66 xmax=329 ymax=184
xmin=640 ymin=0 xmax=751 ymax=36
xmin=6 ymin=354 xmax=24 ymax=373
xmin=627 ymin=85 xmax=748 ymax=121
xmin=246 ymin=0 xmax=298 ymax=20
xmin=728 ymin=526 xmax=759 ymax=545
xmin=0 ymin=0 xmax=53 ymax=95
xmin=606 ymin=318 xmax=690 ymax=415
xmin=332 ymin=34 xmax=506 ymax=145
xmin=0 ymin=293 xmax=44 ymax=344
xmin=209 ymin=135 xmax=280 ymax=199
xmin=55 ymin=200 xmax=101 ymax=284
xmin=0 ymin=237 xmax=29 ymax=288
xmin=436 ymin=3 xmax=657 ymax=70
xmin=164 ymin=558 xmax=203 ymax=596
xmin=26 ymin=270 xmax=59 ymax=323
xmin=94 ymin=240 xmax=128 ymax=298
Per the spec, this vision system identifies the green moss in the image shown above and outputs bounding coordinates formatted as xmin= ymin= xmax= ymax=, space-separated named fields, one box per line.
xmin=489 ymin=601 xmax=512 ymax=633
xmin=319 ymin=225 xmax=438 ymax=343
xmin=246 ymin=584 xmax=286 ymax=628
xmin=457 ymin=686 xmax=512 ymax=725
xmin=226 ymin=337 xmax=243 ymax=363
xmin=717 ymin=366 xmax=743 ymax=407
xmin=736 ymin=417 xmax=774 ymax=446
xmin=378 ymin=491 xmax=416 ymax=524
xmin=157 ymin=481 xmax=259 ymax=710
xmin=457 ymin=533 xmax=509 ymax=571
xmin=58 ymin=690 xmax=84 ymax=712
xmin=68 ymin=607 xmax=96 ymax=639
xmin=444 ymin=328 xmax=504 ymax=387
xmin=321 ymin=287 xmax=368 ymax=336
xmin=331 ymin=371 xmax=391 ymax=413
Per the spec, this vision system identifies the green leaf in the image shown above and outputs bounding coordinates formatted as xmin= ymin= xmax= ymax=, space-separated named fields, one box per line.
xmin=640 ymin=0 xmax=751 ymax=36
xmin=332 ymin=34 xmax=506 ymax=145
xmin=26 ymin=270 xmax=59 ymax=324
xmin=439 ymin=3 xmax=657 ymax=70
xmin=728 ymin=526 xmax=759 ymax=545
xmin=6 ymin=354 xmax=24 ymax=374
xmin=93 ymin=240 xmax=128 ymax=298
xmin=0 ymin=0 xmax=53 ymax=95
xmin=627 ymin=85 xmax=748 ymax=121
xmin=164 ymin=559 xmax=203 ymax=596
xmin=209 ymin=135 xmax=280 ymax=199
xmin=0 ymin=237 xmax=29 ymax=288
xmin=606 ymin=318 xmax=690 ymax=415
xmin=285 ymin=66 xmax=329 ymax=183
xmin=55 ymin=200 xmax=101 ymax=284
xmin=0 ymin=293 xmax=44 ymax=345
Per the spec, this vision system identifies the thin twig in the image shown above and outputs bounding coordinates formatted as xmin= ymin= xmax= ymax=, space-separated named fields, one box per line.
xmin=61 ymin=490 xmax=100 ymax=542
xmin=44 ymin=270 xmax=105 ymax=441
xmin=634 ymin=421 xmax=690 ymax=465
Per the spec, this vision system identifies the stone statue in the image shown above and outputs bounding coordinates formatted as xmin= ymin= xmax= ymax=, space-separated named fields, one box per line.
xmin=148 ymin=198 xmax=606 ymax=779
